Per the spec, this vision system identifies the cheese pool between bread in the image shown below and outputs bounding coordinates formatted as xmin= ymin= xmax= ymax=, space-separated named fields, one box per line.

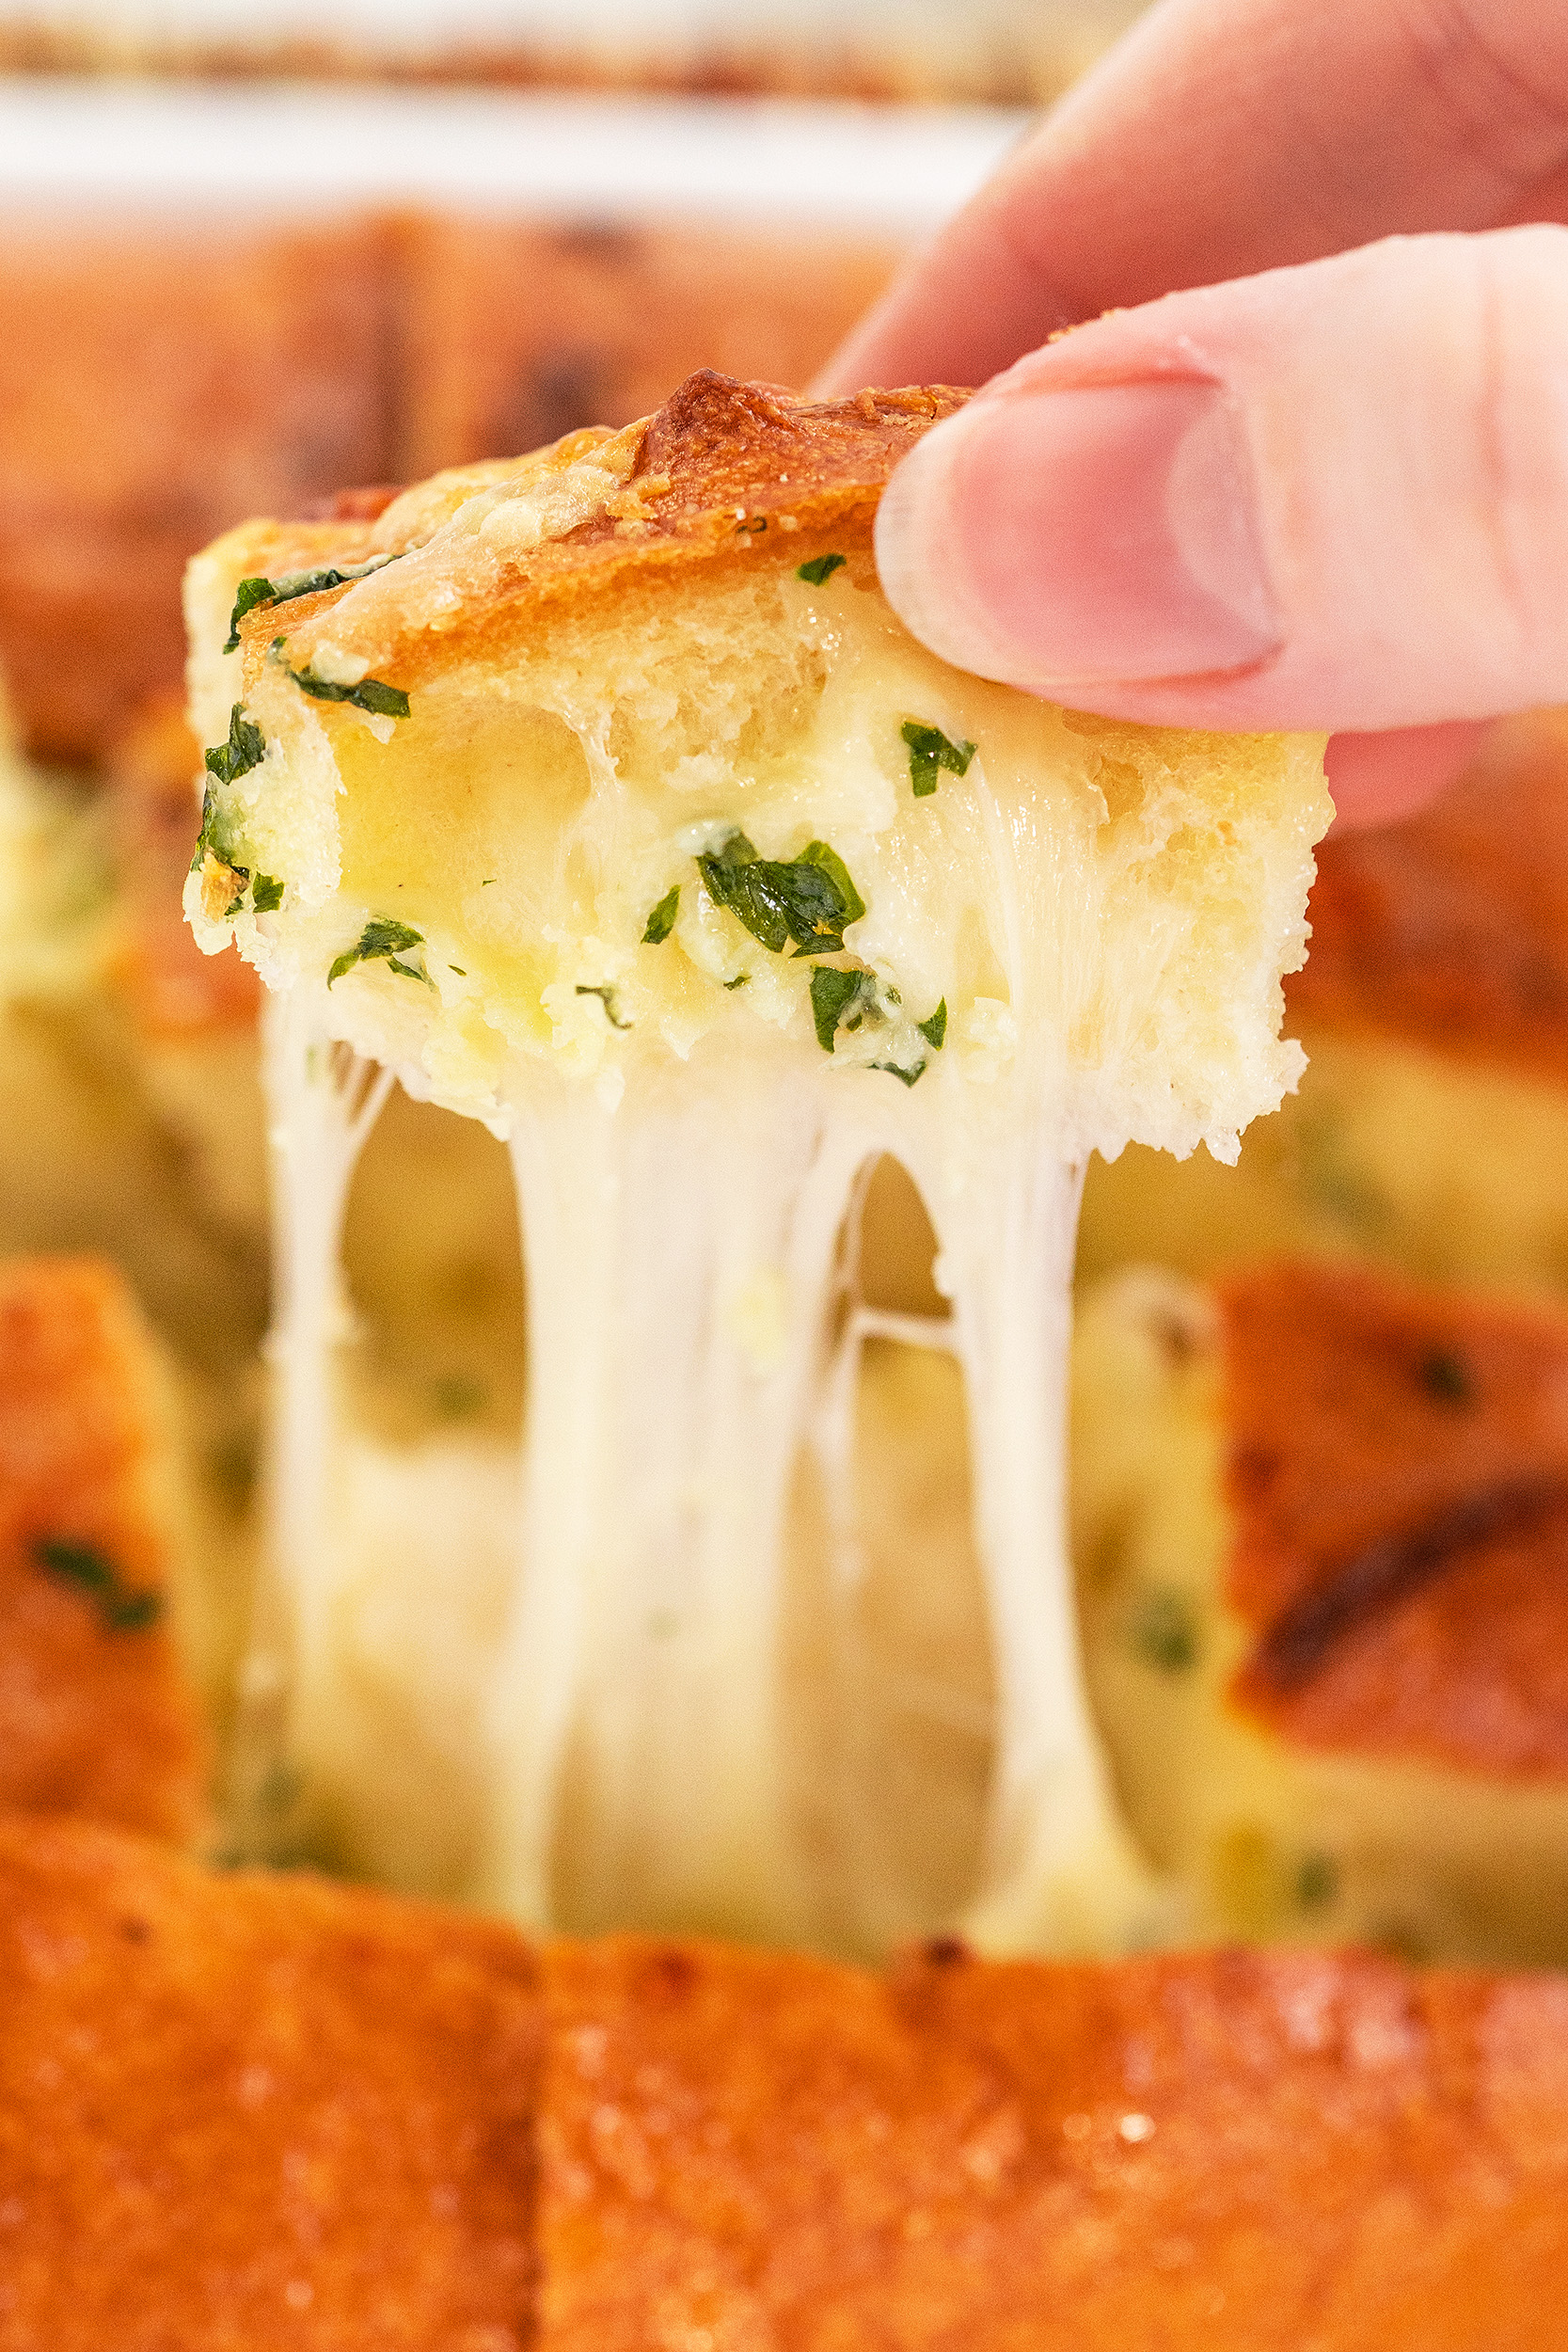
xmin=183 ymin=371 xmax=1330 ymax=1953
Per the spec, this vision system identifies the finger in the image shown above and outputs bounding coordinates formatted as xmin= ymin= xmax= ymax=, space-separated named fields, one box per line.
xmin=821 ymin=0 xmax=1568 ymax=395
xmin=872 ymin=229 xmax=1568 ymax=733
xmin=1323 ymin=723 xmax=1488 ymax=831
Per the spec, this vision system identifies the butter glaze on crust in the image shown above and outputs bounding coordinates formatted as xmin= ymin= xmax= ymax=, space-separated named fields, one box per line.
xmin=0 ymin=1818 xmax=541 ymax=2345
xmin=542 ymin=1932 xmax=1568 ymax=2351
xmin=1221 ymin=1260 xmax=1568 ymax=1778
xmin=227 ymin=372 xmax=969 ymax=695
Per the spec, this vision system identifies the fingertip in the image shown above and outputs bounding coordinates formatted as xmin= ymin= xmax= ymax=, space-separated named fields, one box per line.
xmin=1323 ymin=723 xmax=1489 ymax=830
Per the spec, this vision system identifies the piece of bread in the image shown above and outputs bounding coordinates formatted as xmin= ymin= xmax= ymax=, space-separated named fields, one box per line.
xmin=0 ymin=1815 xmax=541 ymax=2346
xmin=179 ymin=371 xmax=1327 ymax=1954
xmin=1074 ymin=1257 xmax=1568 ymax=1963
xmin=542 ymin=1931 xmax=1568 ymax=2350
xmin=1079 ymin=711 xmax=1568 ymax=1299
xmin=4 ymin=1819 xmax=1566 ymax=2348
xmin=0 ymin=1254 xmax=206 ymax=1844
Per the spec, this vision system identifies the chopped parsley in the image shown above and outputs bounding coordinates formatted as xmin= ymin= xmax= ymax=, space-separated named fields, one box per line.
xmin=796 ymin=552 xmax=847 ymax=587
xmin=287 ymin=662 xmax=410 ymax=720
xmin=34 ymin=1537 xmax=162 ymax=1633
xmin=642 ymin=884 xmax=680 ymax=945
xmin=1296 ymin=1852 xmax=1338 ymax=1912
xmin=1128 ymin=1586 xmax=1197 ymax=1674
xmin=204 ymin=703 xmax=266 ymax=785
xmin=722 ymin=973 xmax=750 ymax=990
xmin=224 ymin=551 xmax=400 ymax=653
xmin=901 ymin=720 xmax=976 ymax=798
xmin=251 ymin=873 xmax=285 ymax=914
xmin=327 ymin=917 xmax=432 ymax=988
xmin=576 ymin=984 xmax=632 ymax=1030
xmin=697 ymin=832 xmax=865 ymax=955
xmin=869 ymin=1057 xmax=927 ymax=1088
xmin=810 ymin=965 xmax=873 ymax=1052
xmin=918 ymin=999 xmax=947 ymax=1052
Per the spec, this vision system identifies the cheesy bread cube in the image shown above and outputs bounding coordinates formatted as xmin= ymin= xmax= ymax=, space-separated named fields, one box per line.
xmin=1075 ymin=1257 xmax=1568 ymax=1963
xmin=183 ymin=371 xmax=1328 ymax=1953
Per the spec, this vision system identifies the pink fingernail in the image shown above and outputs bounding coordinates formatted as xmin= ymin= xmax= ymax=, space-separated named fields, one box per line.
xmin=876 ymin=379 xmax=1282 ymax=691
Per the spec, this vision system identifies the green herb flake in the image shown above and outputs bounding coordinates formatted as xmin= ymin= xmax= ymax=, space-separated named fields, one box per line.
xmin=869 ymin=1057 xmax=928 ymax=1088
xmin=1296 ymin=1852 xmax=1339 ymax=1912
xmin=328 ymin=916 xmax=429 ymax=988
xmin=722 ymin=973 xmax=750 ymax=990
xmin=448 ymin=964 xmax=467 ymax=976
xmin=203 ymin=703 xmax=266 ymax=786
xmin=810 ymin=965 xmax=869 ymax=1053
xmin=641 ymin=884 xmax=680 ymax=945
xmin=1127 ymin=1587 xmax=1197 ymax=1675
xmin=901 ymin=719 xmax=976 ymax=798
xmin=576 ymin=984 xmax=632 ymax=1030
xmin=796 ymin=552 xmax=847 ymax=587
xmin=917 ymin=999 xmax=947 ymax=1052
xmin=251 ymin=873 xmax=285 ymax=914
xmin=34 ymin=1537 xmax=163 ymax=1634
xmin=289 ymin=665 xmax=410 ymax=720
xmin=224 ymin=575 xmax=279 ymax=653
xmin=698 ymin=831 xmax=866 ymax=957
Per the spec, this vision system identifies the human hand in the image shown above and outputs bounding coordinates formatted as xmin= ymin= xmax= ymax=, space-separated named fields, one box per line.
xmin=819 ymin=0 xmax=1568 ymax=824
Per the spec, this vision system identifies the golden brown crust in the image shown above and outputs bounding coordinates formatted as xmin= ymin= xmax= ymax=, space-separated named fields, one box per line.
xmin=1289 ymin=711 xmax=1568 ymax=1086
xmin=0 ymin=1817 xmax=541 ymax=2344
xmin=0 ymin=1256 xmax=208 ymax=1841
xmin=542 ymin=1932 xmax=1568 ymax=2350
xmin=235 ymin=372 xmax=968 ymax=691
xmin=1220 ymin=1259 xmax=1568 ymax=1778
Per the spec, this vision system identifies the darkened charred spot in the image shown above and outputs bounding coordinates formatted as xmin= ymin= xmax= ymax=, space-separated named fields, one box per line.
xmin=921 ymin=1935 xmax=972 ymax=1970
xmin=1417 ymin=1348 xmax=1473 ymax=1406
xmin=1251 ymin=1476 xmax=1568 ymax=1691
xmin=118 ymin=1915 xmax=150 ymax=1945
xmin=506 ymin=349 xmax=614 ymax=453
xmin=1510 ymin=947 xmax=1568 ymax=1015
xmin=1228 ymin=1443 xmax=1281 ymax=1505
xmin=642 ymin=1947 xmax=699 ymax=2004
xmin=548 ymin=219 xmax=643 ymax=266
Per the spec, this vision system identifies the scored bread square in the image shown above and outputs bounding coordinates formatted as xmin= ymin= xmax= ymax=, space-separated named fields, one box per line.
xmin=0 ymin=1816 xmax=541 ymax=2346
xmin=1074 ymin=1257 xmax=1568 ymax=1962
xmin=1080 ymin=710 xmax=1568 ymax=1298
xmin=0 ymin=1253 xmax=208 ymax=1845
xmin=538 ymin=1932 xmax=1568 ymax=2351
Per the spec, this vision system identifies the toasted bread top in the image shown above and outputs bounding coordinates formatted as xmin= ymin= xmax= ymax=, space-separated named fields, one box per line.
xmin=0 ymin=1816 xmax=541 ymax=2345
xmin=1220 ymin=1258 xmax=1568 ymax=1776
xmin=542 ymin=1931 xmax=1568 ymax=2351
xmin=208 ymin=372 xmax=967 ymax=699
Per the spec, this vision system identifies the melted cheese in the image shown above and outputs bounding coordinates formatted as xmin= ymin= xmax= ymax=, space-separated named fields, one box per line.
xmin=190 ymin=553 xmax=1328 ymax=1952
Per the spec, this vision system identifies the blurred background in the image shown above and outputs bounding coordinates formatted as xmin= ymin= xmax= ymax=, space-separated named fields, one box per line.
xmin=0 ymin=6 xmax=1157 ymax=767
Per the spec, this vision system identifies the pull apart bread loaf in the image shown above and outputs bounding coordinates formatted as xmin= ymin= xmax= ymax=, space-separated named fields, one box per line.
xmin=3 ymin=1820 xmax=1568 ymax=2348
xmin=1075 ymin=1257 xmax=1568 ymax=1963
xmin=183 ymin=371 xmax=1330 ymax=1954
